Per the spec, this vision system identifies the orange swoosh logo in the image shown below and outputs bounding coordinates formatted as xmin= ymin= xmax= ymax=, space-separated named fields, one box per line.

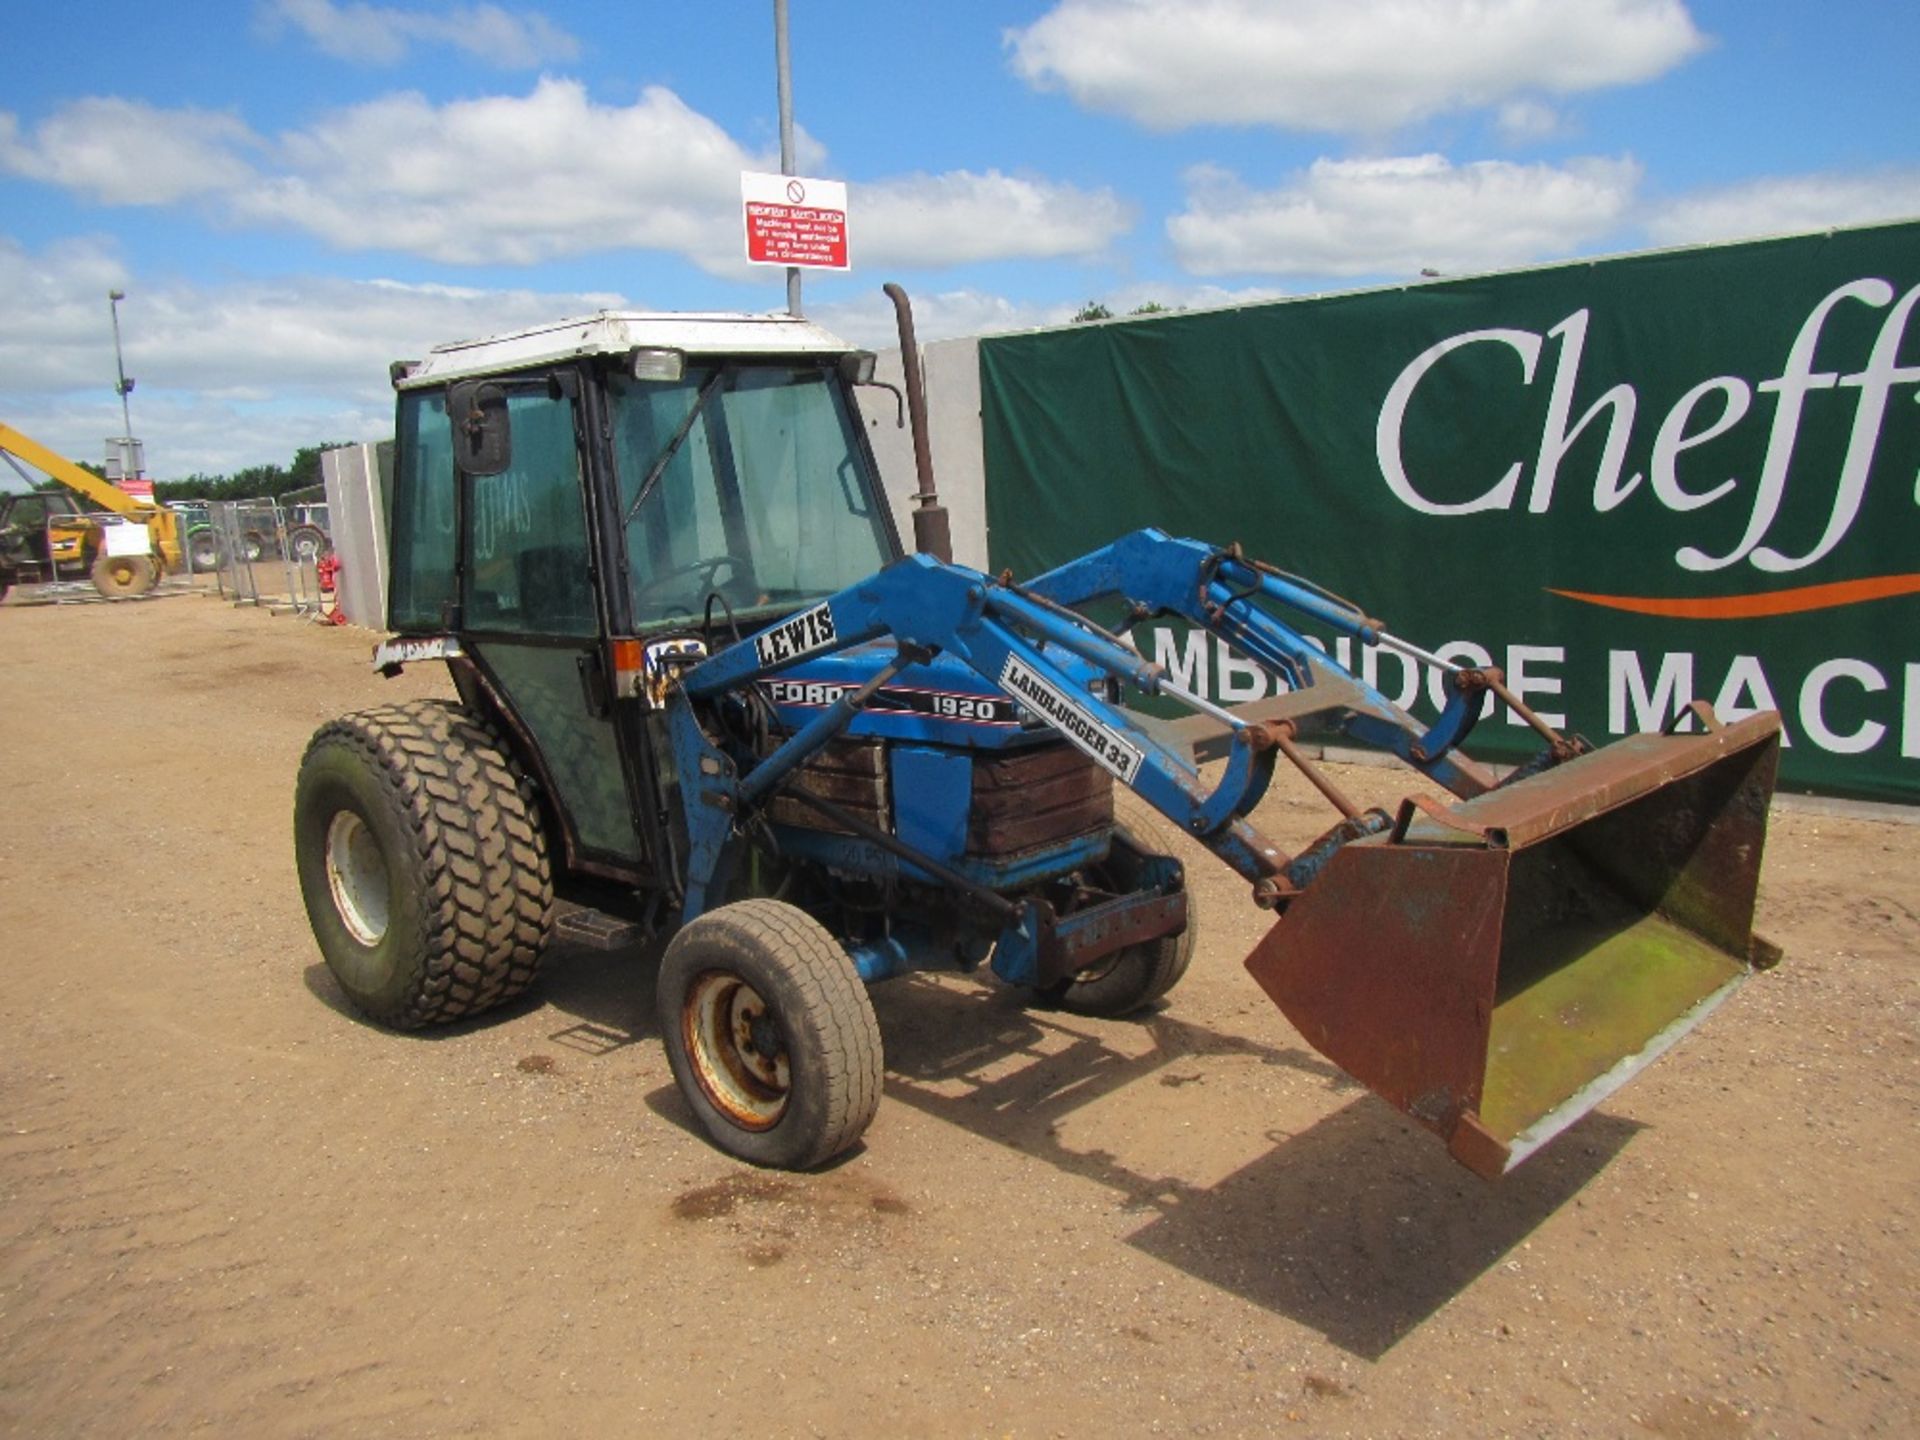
xmin=1549 ymin=573 xmax=1920 ymax=619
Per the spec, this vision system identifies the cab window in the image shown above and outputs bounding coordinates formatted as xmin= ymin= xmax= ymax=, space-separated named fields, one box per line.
xmin=461 ymin=386 xmax=594 ymax=637
xmin=609 ymin=363 xmax=894 ymax=631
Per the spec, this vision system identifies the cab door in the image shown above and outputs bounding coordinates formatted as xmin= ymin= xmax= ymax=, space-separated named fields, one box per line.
xmin=452 ymin=375 xmax=651 ymax=875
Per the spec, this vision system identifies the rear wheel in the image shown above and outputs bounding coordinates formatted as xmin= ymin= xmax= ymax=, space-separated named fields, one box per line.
xmin=287 ymin=524 xmax=327 ymax=563
xmin=91 ymin=552 xmax=159 ymax=599
xmin=186 ymin=527 xmax=220 ymax=572
xmin=658 ymin=899 xmax=882 ymax=1169
xmin=1044 ymin=794 xmax=1197 ymax=1017
xmin=293 ymin=700 xmax=553 ymax=1028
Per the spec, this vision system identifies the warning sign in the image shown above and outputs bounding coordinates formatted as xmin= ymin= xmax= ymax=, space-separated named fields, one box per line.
xmin=742 ymin=171 xmax=850 ymax=271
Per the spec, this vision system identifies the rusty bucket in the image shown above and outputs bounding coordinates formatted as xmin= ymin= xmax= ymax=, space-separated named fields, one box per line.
xmin=1245 ymin=710 xmax=1782 ymax=1178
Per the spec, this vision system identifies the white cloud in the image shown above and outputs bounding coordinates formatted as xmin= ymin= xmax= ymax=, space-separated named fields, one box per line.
xmin=854 ymin=171 xmax=1132 ymax=268
xmin=0 ymin=237 xmax=634 ymax=475
xmin=1006 ymin=0 xmax=1707 ymax=134
xmin=231 ymin=79 xmax=751 ymax=266
xmin=1168 ymin=153 xmax=1641 ymax=277
xmin=259 ymin=0 xmax=579 ymax=68
xmin=1495 ymin=99 xmax=1567 ymax=144
xmin=0 ymin=99 xmax=255 ymax=205
xmin=1645 ymin=170 xmax=1920 ymax=247
xmin=3 ymin=80 xmax=1126 ymax=277
xmin=242 ymin=88 xmax=1126 ymax=272
xmin=0 ymin=235 xmax=133 ymax=385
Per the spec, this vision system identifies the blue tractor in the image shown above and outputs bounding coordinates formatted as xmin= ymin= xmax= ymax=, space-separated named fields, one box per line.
xmin=294 ymin=292 xmax=1782 ymax=1177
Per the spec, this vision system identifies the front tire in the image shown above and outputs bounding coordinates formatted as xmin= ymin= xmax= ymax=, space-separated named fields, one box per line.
xmin=287 ymin=524 xmax=327 ymax=563
xmin=91 ymin=552 xmax=159 ymax=599
xmin=658 ymin=899 xmax=882 ymax=1169
xmin=1045 ymin=794 xmax=1197 ymax=1017
xmin=293 ymin=700 xmax=553 ymax=1029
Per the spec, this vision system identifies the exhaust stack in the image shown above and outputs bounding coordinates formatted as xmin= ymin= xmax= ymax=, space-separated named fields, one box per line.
xmin=883 ymin=283 xmax=952 ymax=564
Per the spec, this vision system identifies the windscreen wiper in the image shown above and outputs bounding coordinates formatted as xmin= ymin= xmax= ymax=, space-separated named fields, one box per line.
xmin=623 ymin=367 xmax=729 ymax=524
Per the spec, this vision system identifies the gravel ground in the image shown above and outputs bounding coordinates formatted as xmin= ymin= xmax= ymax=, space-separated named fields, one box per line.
xmin=1 ymin=588 xmax=1914 ymax=1438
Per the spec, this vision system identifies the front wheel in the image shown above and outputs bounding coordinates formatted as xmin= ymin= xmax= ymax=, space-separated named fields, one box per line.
xmin=91 ymin=552 xmax=159 ymax=599
xmin=658 ymin=899 xmax=882 ymax=1169
xmin=1043 ymin=794 xmax=1197 ymax=1017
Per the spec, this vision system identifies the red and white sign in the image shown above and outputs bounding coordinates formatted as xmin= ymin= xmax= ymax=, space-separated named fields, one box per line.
xmin=742 ymin=171 xmax=850 ymax=271
xmin=116 ymin=478 xmax=154 ymax=501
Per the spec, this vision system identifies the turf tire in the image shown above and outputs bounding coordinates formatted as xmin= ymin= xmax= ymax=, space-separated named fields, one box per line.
xmin=294 ymin=699 xmax=553 ymax=1029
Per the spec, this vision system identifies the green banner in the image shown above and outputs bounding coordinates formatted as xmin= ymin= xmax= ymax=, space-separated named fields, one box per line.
xmin=981 ymin=221 xmax=1920 ymax=801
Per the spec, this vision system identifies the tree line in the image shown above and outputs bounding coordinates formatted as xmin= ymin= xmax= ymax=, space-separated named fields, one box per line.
xmin=54 ymin=443 xmax=347 ymax=504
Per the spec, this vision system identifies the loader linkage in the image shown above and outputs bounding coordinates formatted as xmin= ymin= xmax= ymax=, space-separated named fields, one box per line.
xmin=670 ymin=527 xmax=1782 ymax=1178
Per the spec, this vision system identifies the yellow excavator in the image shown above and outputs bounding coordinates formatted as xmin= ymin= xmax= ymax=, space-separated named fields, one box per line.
xmin=0 ymin=422 xmax=184 ymax=600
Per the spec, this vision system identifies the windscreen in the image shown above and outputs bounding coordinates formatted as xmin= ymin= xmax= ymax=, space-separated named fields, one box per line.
xmin=610 ymin=363 xmax=896 ymax=631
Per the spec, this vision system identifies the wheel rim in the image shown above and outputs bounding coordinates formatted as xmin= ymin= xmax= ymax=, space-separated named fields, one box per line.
xmin=1069 ymin=954 xmax=1125 ymax=985
xmin=323 ymin=810 xmax=390 ymax=946
xmin=682 ymin=970 xmax=789 ymax=1130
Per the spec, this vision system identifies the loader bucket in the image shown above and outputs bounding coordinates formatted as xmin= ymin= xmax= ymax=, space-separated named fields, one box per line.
xmin=1245 ymin=711 xmax=1782 ymax=1179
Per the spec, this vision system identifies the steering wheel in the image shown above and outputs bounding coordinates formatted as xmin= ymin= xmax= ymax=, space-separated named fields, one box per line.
xmin=633 ymin=553 xmax=756 ymax=614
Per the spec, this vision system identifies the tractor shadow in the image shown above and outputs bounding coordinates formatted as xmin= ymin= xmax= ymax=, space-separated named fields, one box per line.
xmin=871 ymin=977 xmax=1638 ymax=1360
xmin=301 ymin=934 xmax=664 ymax=1057
xmin=533 ymin=938 xmax=666 ymax=1055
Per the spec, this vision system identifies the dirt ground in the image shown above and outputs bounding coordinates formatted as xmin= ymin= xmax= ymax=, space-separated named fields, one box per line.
xmin=1 ymin=586 xmax=1914 ymax=1439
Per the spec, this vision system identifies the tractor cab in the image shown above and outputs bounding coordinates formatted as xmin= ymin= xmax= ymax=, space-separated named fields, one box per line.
xmin=384 ymin=313 xmax=911 ymax=890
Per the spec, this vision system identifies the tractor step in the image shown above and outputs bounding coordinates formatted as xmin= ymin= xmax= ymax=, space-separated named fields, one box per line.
xmin=554 ymin=904 xmax=647 ymax=952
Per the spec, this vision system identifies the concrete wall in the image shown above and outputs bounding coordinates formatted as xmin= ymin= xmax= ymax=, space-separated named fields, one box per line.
xmin=858 ymin=336 xmax=990 ymax=569
xmin=319 ymin=442 xmax=390 ymax=628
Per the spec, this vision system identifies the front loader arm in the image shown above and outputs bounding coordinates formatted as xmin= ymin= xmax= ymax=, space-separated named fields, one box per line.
xmin=670 ymin=533 xmax=1506 ymax=924
xmin=669 ymin=551 xmax=1297 ymax=924
xmin=1019 ymin=528 xmax=1505 ymax=799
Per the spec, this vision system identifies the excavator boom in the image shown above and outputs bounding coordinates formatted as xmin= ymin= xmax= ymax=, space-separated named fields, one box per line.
xmin=0 ymin=421 xmax=181 ymax=583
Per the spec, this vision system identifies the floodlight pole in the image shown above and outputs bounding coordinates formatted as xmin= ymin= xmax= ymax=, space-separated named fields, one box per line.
xmin=108 ymin=289 xmax=138 ymax=470
xmin=774 ymin=0 xmax=801 ymax=316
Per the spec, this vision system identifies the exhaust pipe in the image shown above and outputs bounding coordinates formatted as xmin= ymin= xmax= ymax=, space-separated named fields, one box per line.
xmin=883 ymin=283 xmax=952 ymax=563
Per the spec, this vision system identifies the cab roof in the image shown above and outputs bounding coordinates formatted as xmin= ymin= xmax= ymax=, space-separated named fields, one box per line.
xmin=393 ymin=310 xmax=858 ymax=389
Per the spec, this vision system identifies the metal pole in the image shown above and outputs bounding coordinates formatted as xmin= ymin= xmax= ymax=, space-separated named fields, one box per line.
xmin=774 ymin=0 xmax=801 ymax=316
xmin=108 ymin=290 xmax=136 ymax=467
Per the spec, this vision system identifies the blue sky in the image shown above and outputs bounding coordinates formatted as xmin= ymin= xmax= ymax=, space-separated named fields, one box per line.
xmin=2 ymin=0 xmax=1915 ymax=480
